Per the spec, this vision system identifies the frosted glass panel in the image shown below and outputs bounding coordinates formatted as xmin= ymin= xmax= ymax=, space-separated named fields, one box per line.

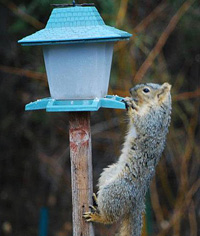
xmin=43 ymin=42 xmax=114 ymax=100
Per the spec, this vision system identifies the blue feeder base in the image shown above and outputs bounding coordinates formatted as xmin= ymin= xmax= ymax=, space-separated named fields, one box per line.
xmin=25 ymin=95 xmax=126 ymax=112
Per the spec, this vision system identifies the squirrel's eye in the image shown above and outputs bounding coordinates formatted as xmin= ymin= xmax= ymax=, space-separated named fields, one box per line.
xmin=143 ymin=88 xmax=150 ymax=93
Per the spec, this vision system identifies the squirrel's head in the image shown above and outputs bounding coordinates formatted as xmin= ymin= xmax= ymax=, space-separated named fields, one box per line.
xmin=129 ymin=82 xmax=172 ymax=141
xmin=129 ymin=82 xmax=171 ymax=108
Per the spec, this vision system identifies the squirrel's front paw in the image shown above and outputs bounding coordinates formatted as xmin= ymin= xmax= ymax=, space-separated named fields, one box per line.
xmin=83 ymin=193 xmax=100 ymax=222
xmin=83 ymin=210 xmax=101 ymax=222
xmin=83 ymin=205 xmax=101 ymax=223
xmin=122 ymin=97 xmax=139 ymax=111
xmin=83 ymin=207 xmax=109 ymax=224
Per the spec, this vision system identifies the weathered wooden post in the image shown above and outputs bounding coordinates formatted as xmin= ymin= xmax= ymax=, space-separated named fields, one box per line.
xmin=69 ymin=112 xmax=94 ymax=236
xmin=18 ymin=1 xmax=131 ymax=235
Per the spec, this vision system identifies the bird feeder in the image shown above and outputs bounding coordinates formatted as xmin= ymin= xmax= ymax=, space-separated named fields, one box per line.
xmin=19 ymin=3 xmax=131 ymax=111
xmin=18 ymin=2 xmax=131 ymax=236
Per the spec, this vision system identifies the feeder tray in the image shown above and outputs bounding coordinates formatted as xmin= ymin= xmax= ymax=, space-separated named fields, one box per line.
xmin=25 ymin=95 xmax=126 ymax=112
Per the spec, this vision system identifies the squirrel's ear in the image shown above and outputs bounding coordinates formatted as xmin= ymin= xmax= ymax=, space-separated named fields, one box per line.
xmin=157 ymin=83 xmax=171 ymax=102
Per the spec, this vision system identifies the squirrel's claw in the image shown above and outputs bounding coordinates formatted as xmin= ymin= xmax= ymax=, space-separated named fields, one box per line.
xmin=83 ymin=212 xmax=93 ymax=222
xmin=92 ymin=193 xmax=98 ymax=207
xmin=83 ymin=211 xmax=103 ymax=223
xmin=83 ymin=211 xmax=96 ymax=222
xmin=131 ymin=103 xmax=139 ymax=111
xmin=122 ymin=99 xmax=129 ymax=111
xmin=83 ymin=193 xmax=100 ymax=223
xmin=122 ymin=98 xmax=139 ymax=112
xmin=89 ymin=205 xmax=97 ymax=212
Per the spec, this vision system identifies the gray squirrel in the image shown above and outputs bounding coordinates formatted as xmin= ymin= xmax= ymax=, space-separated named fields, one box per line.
xmin=83 ymin=82 xmax=172 ymax=236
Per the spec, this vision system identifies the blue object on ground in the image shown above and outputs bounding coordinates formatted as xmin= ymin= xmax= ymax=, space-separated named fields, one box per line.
xmin=39 ymin=207 xmax=48 ymax=236
xmin=25 ymin=95 xmax=126 ymax=112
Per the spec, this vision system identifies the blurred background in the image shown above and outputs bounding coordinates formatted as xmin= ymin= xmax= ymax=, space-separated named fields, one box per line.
xmin=0 ymin=0 xmax=199 ymax=235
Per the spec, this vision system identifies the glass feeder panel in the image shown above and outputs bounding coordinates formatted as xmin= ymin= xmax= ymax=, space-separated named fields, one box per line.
xmin=43 ymin=42 xmax=114 ymax=100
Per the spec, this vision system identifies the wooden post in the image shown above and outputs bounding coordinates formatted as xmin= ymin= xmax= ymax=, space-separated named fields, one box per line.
xmin=69 ymin=112 xmax=94 ymax=236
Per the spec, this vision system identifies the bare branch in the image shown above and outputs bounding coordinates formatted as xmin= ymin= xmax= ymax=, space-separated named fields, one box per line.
xmin=1 ymin=0 xmax=45 ymax=29
xmin=134 ymin=0 xmax=195 ymax=83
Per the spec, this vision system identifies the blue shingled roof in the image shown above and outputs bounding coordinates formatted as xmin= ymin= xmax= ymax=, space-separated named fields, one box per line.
xmin=18 ymin=6 xmax=132 ymax=45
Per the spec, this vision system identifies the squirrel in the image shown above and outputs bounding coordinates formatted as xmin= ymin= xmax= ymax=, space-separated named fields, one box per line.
xmin=83 ymin=82 xmax=172 ymax=236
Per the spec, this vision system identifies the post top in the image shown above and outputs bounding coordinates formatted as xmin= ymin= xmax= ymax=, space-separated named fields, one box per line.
xmin=18 ymin=6 xmax=132 ymax=46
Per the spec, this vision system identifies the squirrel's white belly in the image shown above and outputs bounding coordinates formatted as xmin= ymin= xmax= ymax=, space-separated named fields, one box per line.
xmin=99 ymin=125 xmax=138 ymax=188
xmin=122 ymin=124 xmax=137 ymax=154
xmin=129 ymin=125 xmax=137 ymax=138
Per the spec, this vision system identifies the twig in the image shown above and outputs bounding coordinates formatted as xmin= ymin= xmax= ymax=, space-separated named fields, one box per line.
xmin=1 ymin=0 xmax=44 ymax=29
xmin=180 ymin=102 xmax=199 ymax=190
xmin=134 ymin=2 xmax=167 ymax=33
xmin=188 ymin=201 xmax=197 ymax=236
xmin=134 ymin=0 xmax=195 ymax=83
xmin=150 ymin=177 xmax=165 ymax=225
xmin=173 ymin=88 xmax=200 ymax=101
xmin=0 ymin=65 xmax=47 ymax=83
xmin=114 ymin=1 xmax=167 ymax=52
xmin=157 ymin=179 xmax=200 ymax=236
xmin=116 ymin=0 xmax=129 ymax=27
xmin=157 ymin=158 xmax=175 ymax=207
xmin=189 ymin=145 xmax=200 ymax=184
xmin=172 ymin=101 xmax=199 ymax=235
xmin=91 ymin=117 xmax=120 ymax=135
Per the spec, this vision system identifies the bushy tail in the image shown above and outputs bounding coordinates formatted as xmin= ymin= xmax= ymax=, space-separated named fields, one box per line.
xmin=117 ymin=208 xmax=143 ymax=236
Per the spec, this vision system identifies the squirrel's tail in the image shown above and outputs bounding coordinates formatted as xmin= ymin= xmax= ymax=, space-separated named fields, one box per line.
xmin=118 ymin=208 xmax=143 ymax=236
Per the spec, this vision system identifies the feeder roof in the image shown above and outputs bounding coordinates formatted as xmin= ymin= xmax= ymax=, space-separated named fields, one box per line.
xmin=18 ymin=6 xmax=132 ymax=46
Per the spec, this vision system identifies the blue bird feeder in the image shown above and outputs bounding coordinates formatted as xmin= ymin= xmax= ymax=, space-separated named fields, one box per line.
xmin=18 ymin=2 xmax=132 ymax=236
xmin=18 ymin=3 xmax=131 ymax=111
